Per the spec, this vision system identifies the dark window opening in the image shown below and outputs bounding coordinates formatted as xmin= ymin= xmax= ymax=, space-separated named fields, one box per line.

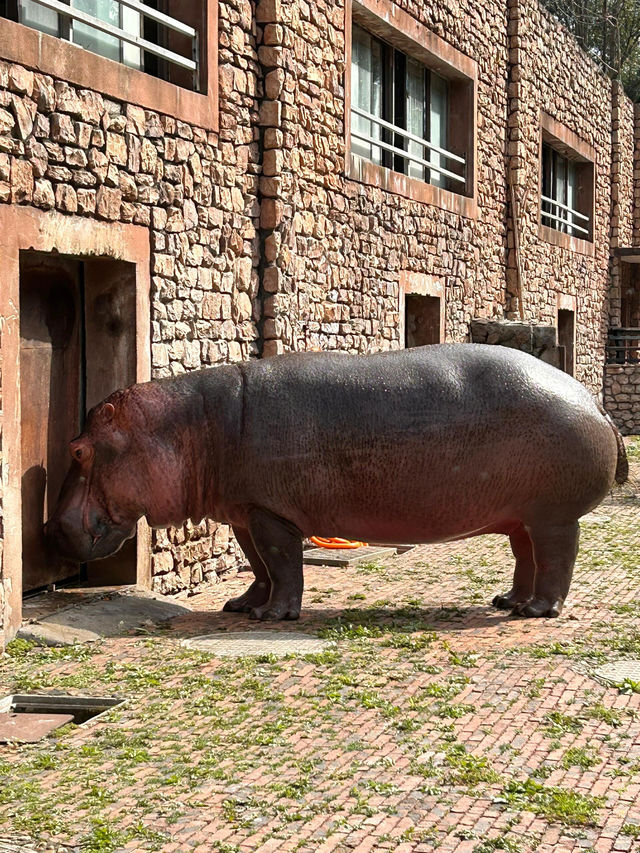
xmin=405 ymin=294 xmax=441 ymax=347
xmin=350 ymin=22 xmax=470 ymax=195
xmin=608 ymin=262 xmax=640 ymax=364
xmin=557 ymin=308 xmax=575 ymax=376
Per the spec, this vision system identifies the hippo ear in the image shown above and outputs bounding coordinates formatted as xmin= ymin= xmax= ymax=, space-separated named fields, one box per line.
xmin=101 ymin=403 xmax=115 ymax=423
xmin=93 ymin=402 xmax=115 ymax=426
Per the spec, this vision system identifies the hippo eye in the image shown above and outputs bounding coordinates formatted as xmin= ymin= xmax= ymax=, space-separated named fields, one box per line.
xmin=70 ymin=442 xmax=93 ymax=463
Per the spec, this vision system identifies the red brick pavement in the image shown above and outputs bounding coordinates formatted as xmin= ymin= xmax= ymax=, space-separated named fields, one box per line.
xmin=0 ymin=494 xmax=639 ymax=853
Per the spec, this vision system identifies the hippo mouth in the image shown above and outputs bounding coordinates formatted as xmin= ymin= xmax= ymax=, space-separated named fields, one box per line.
xmin=44 ymin=516 xmax=136 ymax=563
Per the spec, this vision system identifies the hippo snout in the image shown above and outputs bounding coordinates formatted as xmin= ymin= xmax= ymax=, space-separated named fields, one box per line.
xmin=44 ymin=512 xmax=135 ymax=562
xmin=44 ymin=515 xmax=93 ymax=563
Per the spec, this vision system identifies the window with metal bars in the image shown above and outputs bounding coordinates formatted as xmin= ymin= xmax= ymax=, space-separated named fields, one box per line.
xmin=541 ymin=143 xmax=592 ymax=240
xmin=350 ymin=23 xmax=467 ymax=194
xmin=0 ymin=0 xmax=201 ymax=91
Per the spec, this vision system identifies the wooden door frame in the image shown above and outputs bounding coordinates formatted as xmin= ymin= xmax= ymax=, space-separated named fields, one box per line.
xmin=0 ymin=207 xmax=152 ymax=645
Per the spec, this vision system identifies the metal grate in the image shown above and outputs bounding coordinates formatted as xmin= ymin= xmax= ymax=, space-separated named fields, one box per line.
xmin=541 ymin=194 xmax=590 ymax=236
xmin=606 ymin=327 xmax=640 ymax=364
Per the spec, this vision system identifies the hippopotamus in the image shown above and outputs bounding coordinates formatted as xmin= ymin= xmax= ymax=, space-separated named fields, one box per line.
xmin=45 ymin=343 xmax=628 ymax=620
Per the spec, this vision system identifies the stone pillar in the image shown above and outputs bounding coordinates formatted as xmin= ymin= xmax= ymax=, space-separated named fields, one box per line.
xmin=256 ymin=0 xmax=296 ymax=356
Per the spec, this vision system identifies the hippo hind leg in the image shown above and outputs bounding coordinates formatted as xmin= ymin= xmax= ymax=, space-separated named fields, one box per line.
xmin=246 ymin=508 xmax=304 ymax=621
xmin=492 ymin=524 xmax=535 ymax=610
xmin=223 ymin=527 xmax=271 ymax=613
xmin=512 ymin=520 xmax=580 ymax=618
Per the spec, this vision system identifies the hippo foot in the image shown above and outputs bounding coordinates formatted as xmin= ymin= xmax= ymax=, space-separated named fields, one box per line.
xmin=492 ymin=591 xmax=528 ymax=610
xmin=223 ymin=580 xmax=271 ymax=613
xmin=511 ymin=597 xmax=563 ymax=618
xmin=249 ymin=602 xmax=301 ymax=621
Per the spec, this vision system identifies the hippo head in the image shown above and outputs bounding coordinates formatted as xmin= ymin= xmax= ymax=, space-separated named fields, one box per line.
xmin=45 ymin=394 xmax=145 ymax=562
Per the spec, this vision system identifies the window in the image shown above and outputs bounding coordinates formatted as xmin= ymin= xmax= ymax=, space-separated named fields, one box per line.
xmin=405 ymin=294 xmax=441 ymax=347
xmin=350 ymin=23 xmax=466 ymax=194
xmin=541 ymin=143 xmax=592 ymax=241
xmin=1 ymin=0 xmax=201 ymax=90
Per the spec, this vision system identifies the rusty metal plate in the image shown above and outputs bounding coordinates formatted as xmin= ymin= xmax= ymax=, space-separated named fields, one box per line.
xmin=0 ymin=712 xmax=74 ymax=743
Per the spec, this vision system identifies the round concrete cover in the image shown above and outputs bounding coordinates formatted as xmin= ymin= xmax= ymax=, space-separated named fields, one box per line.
xmin=182 ymin=631 xmax=330 ymax=658
xmin=593 ymin=659 xmax=640 ymax=685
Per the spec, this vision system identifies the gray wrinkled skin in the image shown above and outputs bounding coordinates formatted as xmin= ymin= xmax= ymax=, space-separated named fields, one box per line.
xmin=46 ymin=344 xmax=626 ymax=622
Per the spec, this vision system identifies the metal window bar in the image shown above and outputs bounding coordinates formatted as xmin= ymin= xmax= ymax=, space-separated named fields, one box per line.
xmin=351 ymin=113 xmax=465 ymax=185
xmin=606 ymin=328 xmax=640 ymax=364
xmin=541 ymin=196 xmax=589 ymax=237
xmin=18 ymin=0 xmax=197 ymax=71
xmin=352 ymin=105 xmax=465 ymax=165
xmin=540 ymin=193 xmax=589 ymax=222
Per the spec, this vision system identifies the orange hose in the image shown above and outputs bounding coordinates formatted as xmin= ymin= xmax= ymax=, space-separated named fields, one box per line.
xmin=309 ymin=536 xmax=368 ymax=549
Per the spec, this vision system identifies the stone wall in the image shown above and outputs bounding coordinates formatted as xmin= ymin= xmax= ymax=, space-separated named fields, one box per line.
xmin=508 ymin=0 xmax=618 ymax=393
xmin=604 ymin=365 xmax=640 ymax=434
xmin=258 ymin=0 xmax=511 ymax=358
xmin=0 ymin=0 xmax=261 ymax=598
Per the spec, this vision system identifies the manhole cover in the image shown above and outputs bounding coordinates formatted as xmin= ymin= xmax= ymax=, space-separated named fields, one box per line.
xmin=182 ymin=631 xmax=330 ymax=658
xmin=592 ymin=659 xmax=640 ymax=685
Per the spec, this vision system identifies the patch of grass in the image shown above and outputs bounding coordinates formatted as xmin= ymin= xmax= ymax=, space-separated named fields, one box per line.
xmin=622 ymin=823 xmax=640 ymax=838
xmin=584 ymin=704 xmax=623 ymax=727
xmin=561 ymin=747 xmax=598 ymax=770
xmin=356 ymin=561 xmax=387 ymax=575
xmin=500 ymin=778 xmax=604 ymax=826
xmin=436 ymin=702 xmax=475 ymax=719
xmin=543 ymin=711 xmax=583 ymax=738
xmin=381 ymin=632 xmax=436 ymax=650
xmin=5 ymin=638 xmax=98 ymax=663
xmin=625 ymin=438 xmax=640 ymax=460
xmin=474 ymin=835 xmax=522 ymax=853
xmin=443 ymin=743 xmax=500 ymax=788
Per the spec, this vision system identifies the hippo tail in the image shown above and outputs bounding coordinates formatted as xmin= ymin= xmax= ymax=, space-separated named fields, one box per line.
xmin=613 ymin=424 xmax=630 ymax=485
xmin=595 ymin=399 xmax=628 ymax=485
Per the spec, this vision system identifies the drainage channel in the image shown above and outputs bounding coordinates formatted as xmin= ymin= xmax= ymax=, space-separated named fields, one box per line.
xmin=0 ymin=694 xmax=125 ymax=743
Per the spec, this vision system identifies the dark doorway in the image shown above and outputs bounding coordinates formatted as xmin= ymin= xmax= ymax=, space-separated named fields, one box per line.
xmin=557 ymin=308 xmax=575 ymax=376
xmin=20 ymin=252 xmax=138 ymax=593
xmin=621 ymin=262 xmax=640 ymax=327
xmin=405 ymin=294 xmax=441 ymax=348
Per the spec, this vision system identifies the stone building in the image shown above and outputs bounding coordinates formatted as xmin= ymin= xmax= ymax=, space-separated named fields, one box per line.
xmin=0 ymin=0 xmax=638 ymax=644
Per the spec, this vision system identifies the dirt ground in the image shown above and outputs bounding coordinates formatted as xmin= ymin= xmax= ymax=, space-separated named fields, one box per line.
xmin=0 ymin=439 xmax=639 ymax=853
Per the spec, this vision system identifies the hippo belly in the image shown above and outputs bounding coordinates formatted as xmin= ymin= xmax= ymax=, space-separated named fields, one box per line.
xmin=232 ymin=344 xmax=618 ymax=545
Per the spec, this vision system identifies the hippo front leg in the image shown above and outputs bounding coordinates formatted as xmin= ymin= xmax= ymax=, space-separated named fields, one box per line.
xmin=492 ymin=525 xmax=535 ymax=610
xmin=246 ymin=508 xmax=304 ymax=621
xmin=512 ymin=521 xmax=579 ymax=618
xmin=223 ymin=527 xmax=271 ymax=613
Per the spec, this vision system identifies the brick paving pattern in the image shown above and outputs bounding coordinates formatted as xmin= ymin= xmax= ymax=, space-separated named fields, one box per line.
xmin=0 ymin=471 xmax=639 ymax=852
